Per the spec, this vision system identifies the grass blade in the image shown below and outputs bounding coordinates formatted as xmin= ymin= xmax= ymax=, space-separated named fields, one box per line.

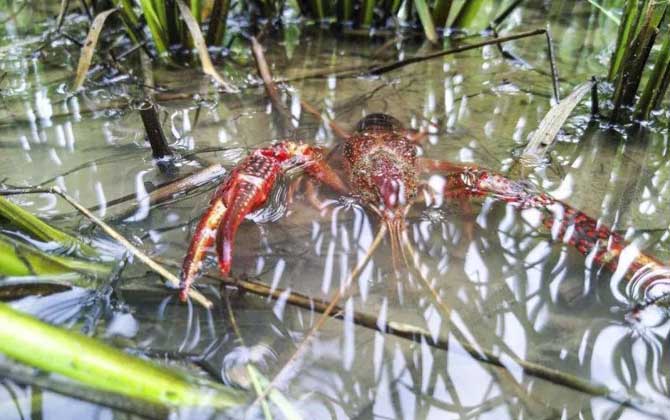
xmin=636 ymin=24 xmax=670 ymax=119
xmin=0 ymin=196 xmax=97 ymax=259
xmin=71 ymin=8 xmax=118 ymax=92
xmin=360 ymin=0 xmax=375 ymax=26
xmin=205 ymin=0 xmax=231 ymax=46
xmin=139 ymin=0 xmax=169 ymax=57
xmin=0 ymin=234 xmax=109 ymax=278
xmin=451 ymin=0 xmax=486 ymax=29
xmin=0 ymin=235 xmax=74 ymax=277
xmin=611 ymin=1 xmax=666 ymax=121
xmin=413 ymin=0 xmax=438 ymax=43
xmin=56 ymin=0 xmax=70 ymax=31
xmin=175 ymin=0 xmax=238 ymax=92
xmin=112 ymin=0 xmax=144 ymax=47
xmin=518 ymin=81 xmax=592 ymax=168
xmin=586 ymin=0 xmax=621 ymax=24
xmin=608 ymin=0 xmax=640 ymax=80
xmin=0 ymin=302 xmax=245 ymax=408
xmin=191 ymin=0 xmax=202 ymax=23
xmin=431 ymin=0 xmax=453 ymax=29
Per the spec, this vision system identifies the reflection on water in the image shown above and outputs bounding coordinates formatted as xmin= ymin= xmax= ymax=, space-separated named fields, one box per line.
xmin=1 ymin=1 xmax=670 ymax=419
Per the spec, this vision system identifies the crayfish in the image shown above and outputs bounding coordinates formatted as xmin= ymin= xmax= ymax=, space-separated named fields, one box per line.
xmin=178 ymin=112 xmax=670 ymax=301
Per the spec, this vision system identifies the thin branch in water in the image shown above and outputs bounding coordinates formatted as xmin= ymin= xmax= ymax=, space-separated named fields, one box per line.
xmin=366 ymin=29 xmax=545 ymax=75
xmin=251 ymin=36 xmax=294 ymax=135
xmin=591 ymin=76 xmax=599 ymax=116
xmin=364 ymin=27 xmax=561 ymax=101
xmin=56 ymin=0 xmax=71 ymax=31
xmin=250 ymin=37 xmax=351 ymax=141
xmin=250 ymin=224 xmax=388 ymax=408
xmin=544 ymin=24 xmax=560 ymax=102
xmin=0 ymin=187 xmax=212 ymax=308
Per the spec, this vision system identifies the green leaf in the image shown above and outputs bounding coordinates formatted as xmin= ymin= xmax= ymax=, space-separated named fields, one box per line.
xmin=0 ymin=233 xmax=109 ymax=278
xmin=413 ymin=0 xmax=438 ymax=44
xmin=0 ymin=196 xmax=98 ymax=259
xmin=0 ymin=302 xmax=246 ymax=408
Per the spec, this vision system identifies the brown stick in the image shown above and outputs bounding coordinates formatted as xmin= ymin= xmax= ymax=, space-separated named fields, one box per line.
xmin=250 ymin=36 xmax=294 ymax=129
xmin=250 ymin=37 xmax=351 ymax=141
xmin=136 ymin=99 xmax=176 ymax=175
xmin=366 ymin=29 xmax=555 ymax=97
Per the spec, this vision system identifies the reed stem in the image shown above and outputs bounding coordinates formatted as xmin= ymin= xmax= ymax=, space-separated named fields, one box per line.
xmin=636 ymin=24 xmax=670 ymax=119
xmin=451 ymin=0 xmax=486 ymax=30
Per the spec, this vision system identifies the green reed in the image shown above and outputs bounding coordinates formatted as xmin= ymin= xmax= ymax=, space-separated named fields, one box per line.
xmin=84 ymin=0 xmax=508 ymax=69
xmin=607 ymin=0 xmax=670 ymax=122
xmin=0 ymin=302 xmax=245 ymax=409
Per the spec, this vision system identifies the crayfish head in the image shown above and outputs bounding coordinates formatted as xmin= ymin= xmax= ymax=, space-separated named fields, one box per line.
xmin=363 ymin=154 xmax=417 ymax=215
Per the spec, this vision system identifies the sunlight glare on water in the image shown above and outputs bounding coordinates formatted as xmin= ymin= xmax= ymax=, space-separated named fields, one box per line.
xmin=1 ymin=1 xmax=670 ymax=419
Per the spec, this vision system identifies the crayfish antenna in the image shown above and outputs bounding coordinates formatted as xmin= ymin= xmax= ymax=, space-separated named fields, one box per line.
xmin=387 ymin=218 xmax=408 ymax=276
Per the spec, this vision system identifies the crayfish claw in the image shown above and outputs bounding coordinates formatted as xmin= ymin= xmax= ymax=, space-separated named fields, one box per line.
xmin=216 ymin=182 xmax=265 ymax=276
xmin=179 ymin=140 xmax=327 ymax=300
xmin=179 ymin=193 xmax=228 ymax=301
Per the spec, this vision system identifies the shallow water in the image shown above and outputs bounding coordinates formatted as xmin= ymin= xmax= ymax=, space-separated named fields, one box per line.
xmin=1 ymin=1 xmax=670 ymax=419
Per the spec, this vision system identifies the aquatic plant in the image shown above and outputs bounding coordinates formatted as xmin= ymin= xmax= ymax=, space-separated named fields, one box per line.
xmin=73 ymin=0 xmax=510 ymax=68
xmin=0 ymin=301 xmax=245 ymax=409
xmin=0 ymin=196 xmax=109 ymax=280
xmin=607 ymin=0 xmax=670 ymax=121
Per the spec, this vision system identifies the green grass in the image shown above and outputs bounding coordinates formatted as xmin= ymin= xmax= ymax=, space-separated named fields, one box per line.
xmin=0 ymin=302 xmax=245 ymax=408
xmin=98 ymin=0 xmax=502 ymax=65
xmin=609 ymin=0 xmax=669 ymax=122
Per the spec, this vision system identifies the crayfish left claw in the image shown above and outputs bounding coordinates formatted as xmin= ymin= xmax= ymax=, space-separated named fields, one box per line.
xmin=215 ymin=170 xmax=276 ymax=277
xmin=179 ymin=191 xmax=228 ymax=301
xmin=179 ymin=141 xmax=324 ymax=301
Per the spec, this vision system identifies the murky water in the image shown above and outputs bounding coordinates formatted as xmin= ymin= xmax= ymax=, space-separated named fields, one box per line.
xmin=1 ymin=1 xmax=670 ymax=419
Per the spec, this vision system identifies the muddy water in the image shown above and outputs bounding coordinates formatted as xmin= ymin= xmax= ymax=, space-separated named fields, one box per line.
xmin=1 ymin=1 xmax=670 ymax=419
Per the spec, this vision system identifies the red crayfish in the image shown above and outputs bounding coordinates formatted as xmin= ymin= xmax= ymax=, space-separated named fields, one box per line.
xmin=178 ymin=113 xmax=670 ymax=301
